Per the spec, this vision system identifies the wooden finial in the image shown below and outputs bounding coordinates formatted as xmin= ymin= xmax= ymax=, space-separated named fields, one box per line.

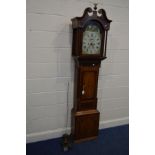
xmin=93 ymin=3 xmax=98 ymax=10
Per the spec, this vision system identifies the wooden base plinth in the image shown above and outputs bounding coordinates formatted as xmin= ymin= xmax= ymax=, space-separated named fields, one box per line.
xmin=71 ymin=109 xmax=100 ymax=142
xmin=74 ymin=136 xmax=97 ymax=143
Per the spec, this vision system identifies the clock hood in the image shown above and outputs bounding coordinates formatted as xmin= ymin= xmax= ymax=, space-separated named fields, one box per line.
xmin=71 ymin=7 xmax=112 ymax=30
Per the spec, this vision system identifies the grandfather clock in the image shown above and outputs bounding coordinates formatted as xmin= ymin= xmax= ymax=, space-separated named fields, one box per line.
xmin=71 ymin=4 xmax=112 ymax=143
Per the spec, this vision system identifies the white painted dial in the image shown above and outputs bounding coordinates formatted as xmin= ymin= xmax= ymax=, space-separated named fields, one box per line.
xmin=82 ymin=25 xmax=101 ymax=54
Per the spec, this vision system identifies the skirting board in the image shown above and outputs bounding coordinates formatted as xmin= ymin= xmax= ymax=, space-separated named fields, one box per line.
xmin=26 ymin=117 xmax=129 ymax=143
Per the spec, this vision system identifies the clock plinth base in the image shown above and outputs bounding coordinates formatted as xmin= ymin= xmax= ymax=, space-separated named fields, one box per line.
xmin=71 ymin=109 xmax=100 ymax=142
xmin=74 ymin=136 xmax=97 ymax=143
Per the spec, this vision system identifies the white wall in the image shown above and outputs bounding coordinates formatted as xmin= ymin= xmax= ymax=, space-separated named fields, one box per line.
xmin=26 ymin=0 xmax=129 ymax=143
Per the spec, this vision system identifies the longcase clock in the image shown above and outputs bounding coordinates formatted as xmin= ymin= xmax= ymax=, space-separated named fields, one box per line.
xmin=71 ymin=4 xmax=112 ymax=143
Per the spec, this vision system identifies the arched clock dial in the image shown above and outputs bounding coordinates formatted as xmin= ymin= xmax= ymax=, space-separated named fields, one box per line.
xmin=82 ymin=25 xmax=101 ymax=54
